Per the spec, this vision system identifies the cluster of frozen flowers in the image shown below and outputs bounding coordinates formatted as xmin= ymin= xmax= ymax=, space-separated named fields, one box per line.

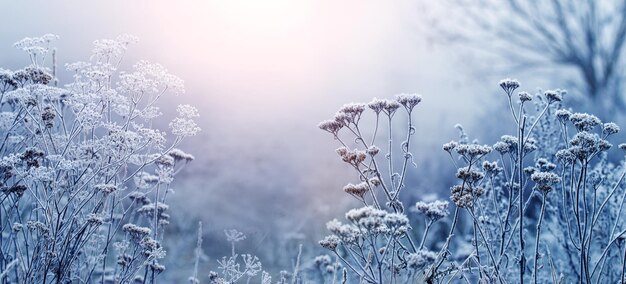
xmin=0 ymin=35 xmax=198 ymax=283
xmin=318 ymin=79 xmax=626 ymax=283
xmin=318 ymin=94 xmax=447 ymax=283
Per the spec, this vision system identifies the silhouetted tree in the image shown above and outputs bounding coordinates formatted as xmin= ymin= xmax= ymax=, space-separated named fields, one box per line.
xmin=423 ymin=0 xmax=626 ymax=117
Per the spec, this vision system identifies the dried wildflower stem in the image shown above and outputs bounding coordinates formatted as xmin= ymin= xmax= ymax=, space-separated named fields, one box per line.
xmin=192 ymin=222 xmax=202 ymax=282
xmin=533 ymin=192 xmax=547 ymax=284
xmin=498 ymin=154 xmax=515 ymax=257
xmin=418 ymin=220 xmax=433 ymax=250
xmin=507 ymin=93 xmax=520 ymax=125
xmin=426 ymin=180 xmax=468 ymax=281
xmin=386 ymin=115 xmax=396 ymax=189
xmin=616 ymin=245 xmax=626 ymax=283
xmin=573 ymin=161 xmax=589 ymax=283
xmin=332 ymin=251 xmax=375 ymax=283
xmin=467 ymin=209 xmax=503 ymax=283
xmin=523 ymin=103 xmax=550 ymax=144
xmin=292 ymin=244 xmax=302 ymax=284
xmin=590 ymin=228 xmax=626 ymax=281
xmin=518 ymin=116 xmax=527 ymax=284
xmin=593 ymin=171 xmax=626 ymax=278
xmin=335 ymin=134 xmax=390 ymax=204
xmin=393 ymin=111 xmax=414 ymax=199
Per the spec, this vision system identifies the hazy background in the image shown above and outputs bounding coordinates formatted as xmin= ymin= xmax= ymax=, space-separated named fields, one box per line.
xmin=0 ymin=0 xmax=565 ymax=278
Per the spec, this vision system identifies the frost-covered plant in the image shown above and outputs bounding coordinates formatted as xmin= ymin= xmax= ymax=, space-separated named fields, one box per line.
xmin=434 ymin=82 xmax=626 ymax=283
xmin=206 ymin=229 xmax=275 ymax=284
xmin=0 ymin=34 xmax=198 ymax=283
xmin=318 ymin=94 xmax=445 ymax=283
xmin=319 ymin=80 xmax=626 ymax=283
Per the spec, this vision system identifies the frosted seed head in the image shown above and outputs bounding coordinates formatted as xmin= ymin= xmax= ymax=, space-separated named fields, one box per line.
xmin=413 ymin=200 xmax=449 ymax=221
xmin=523 ymin=167 xmax=536 ymax=176
xmin=518 ymin=92 xmax=532 ymax=102
xmin=224 ymin=229 xmax=246 ymax=243
xmin=396 ymin=93 xmax=422 ymax=111
xmin=544 ymin=90 xmax=562 ymax=103
xmin=482 ymin=161 xmax=500 ymax=175
xmin=570 ymin=113 xmax=601 ymax=132
xmin=94 ymin=184 xmax=117 ymax=194
xmin=406 ymin=250 xmax=437 ymax=270
xmin=603 ymin=122 xmax=620 ymax=136
xmin=368 ymin=177 xmax=381 ymax=187
xmin=368 ymin=98 xmax=386 ymax=114
xmin=555 ymin=149 xmax=575 ymax=164
xmin=167 ymin=148 xmax=195 ymax=162
xmin=598 ymin=139 xmax=612 ymax=151
xmin=382 ymin=100 xmax=400 ymax=116
xmin=556 ymin=109 xmax=572 ymax=122
xmin=343 ymin=182 xmax=369 ymax=198
xmin=535 ymin=158 xmax=556 ymax=172
xmin=531 ymin=172 xmax=561 ymax=193
xmin=443 ymin=140 xmax=458 ymax=152
xmin=319 ymin=235 xmax=340 ymax=251
xmin=122 ymin=223 xmax=151 ymax=239
xmin=499 ymin=78 xmax=519 ymax=95
xmin=366 ymin=146 xmax=380 ymax=156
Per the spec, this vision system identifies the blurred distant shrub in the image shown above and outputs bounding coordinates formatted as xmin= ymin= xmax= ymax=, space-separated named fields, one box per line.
xmin=318 ymin=79 xmax=626 ymax=283
xmin=0 ymin=35 xmax=198 ymax=283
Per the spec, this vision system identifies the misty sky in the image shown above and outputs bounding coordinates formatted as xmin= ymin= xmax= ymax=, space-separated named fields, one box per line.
xmin=1 ymin=0 xmax=507 ymax=238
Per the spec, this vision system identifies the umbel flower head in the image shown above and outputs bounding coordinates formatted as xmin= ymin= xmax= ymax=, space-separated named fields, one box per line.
xmin=499 ymin=78 xmax=520 ymax=95
xmin=544 ymin=89 xmax=563 ymax=103
xmin=569 ymin=113 xmax=601 ymax=132
xmin=531 ymin=172 xmax=560 ymax=193
xmin=413 ymin=200 xmax=449 ymax=221
xmin=396 ymin=93 xmax=422 ymax=111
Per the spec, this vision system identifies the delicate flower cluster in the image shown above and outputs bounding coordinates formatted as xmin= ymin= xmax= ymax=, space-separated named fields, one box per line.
xmin=396 ymin=93 xmax=422 ymax=111
xmin=318 ymin=119 xmax=343 ymax=135
xmin=535 ymin=158 xmax=556 ymax=172
xmin=355 ymin=207 xmax=407 ymax=234
xmin=343 ymin=182 xmax=370 ymax=199
xmin=94 ymin=183 xmax=117 ymax=194
xmin=0 ymin=34 xmax=198 ymax=284
xmin=326 ymin=219 xmax=363 ymax=245
xmin=413 ymin=200 xmax=450 ymax=221
xmin=544 ymin=89 xmax=563 ymax=103
xmin=563 ymin=131 xmax=612 ymax=161
xmin=442 ymin=140 xmax=458 ymax=152
xmin=456 ymin=166 xmax=485 ymax=183
xmin=518 ymin=91 xmax=532 ymax=102
xmin=319 ymin=235 xmax=340 ymax=251
xmin=123 ymin=223 xmax=152 ymax=239
xmin=13 ymin=34 xmax=58 ymax=65
xmin=454 ymin=144 xmax=492 ymax=160
xmin=531 ymin=172 xmax=560 ymax=192
xmin=321 ymin=206 xmax=412 ymax=255
xmin=170 ymin=104 xmax=201 ymax=136
xmin=499 ymin=78 xmax=520 ymax=95
xmin=314 ymin=255 xmax=340 ymax=275
xmin=335 ymin=147 xmax=367 ymax=167
xmin=482 ymin=161 xmax=501 ymax=175
xmin=556 ymin=109 xmax=572 ymax=122
xmin=319 ymin=94 xmax=422 ymax=138
xmin=450 ymin=184 xmax=483 ymax=208
xmin=168 ymin=148 xmax=195 ymax=162
xmin=225 ymin=229 xmax=246 ymax=243
xmin=569 ymin=113 xmax=601 ymax=132
xmin=603 ymin=122 xmax=620 ymax=136
xmin=406 ymin=250 xmax=437 ymax=270
xmin=91 ymin=34 xmax=138 ymax=62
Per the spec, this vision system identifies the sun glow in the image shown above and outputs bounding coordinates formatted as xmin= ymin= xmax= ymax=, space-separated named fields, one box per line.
xmin=212 ymin=0 xmax=312 ymax=36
